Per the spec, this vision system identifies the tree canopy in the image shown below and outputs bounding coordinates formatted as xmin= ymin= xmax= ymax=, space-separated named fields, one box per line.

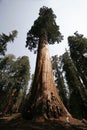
xmin=26 ymin=6 xmax=63 ymax=53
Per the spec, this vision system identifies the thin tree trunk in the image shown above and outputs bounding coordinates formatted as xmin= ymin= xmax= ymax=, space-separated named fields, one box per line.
xmin=27 ymin=35 xmax=71 ymax=120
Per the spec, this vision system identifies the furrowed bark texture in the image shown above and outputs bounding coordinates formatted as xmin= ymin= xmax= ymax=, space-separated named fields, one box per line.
xmin=28 ymin=36 xmax=71 ymax=119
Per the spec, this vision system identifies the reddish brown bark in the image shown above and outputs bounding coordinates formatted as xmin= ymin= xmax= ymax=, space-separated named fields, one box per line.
xmin=27 ymin=36 xmax=71 ymax=120
xmin=3 ymin=88 xmax=17 ymax=114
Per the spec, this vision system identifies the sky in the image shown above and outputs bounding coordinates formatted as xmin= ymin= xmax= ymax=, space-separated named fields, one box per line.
xmin=0 ymin=0 xmax=87 ymax=74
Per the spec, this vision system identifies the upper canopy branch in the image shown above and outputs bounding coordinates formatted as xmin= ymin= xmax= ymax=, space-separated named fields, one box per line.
xmin=26 ymin=6 xmax=63 ymax=53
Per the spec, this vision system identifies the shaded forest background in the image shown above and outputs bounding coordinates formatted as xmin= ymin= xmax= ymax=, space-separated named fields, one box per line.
xmin=0 ymin=30 xmax=87 ymax=120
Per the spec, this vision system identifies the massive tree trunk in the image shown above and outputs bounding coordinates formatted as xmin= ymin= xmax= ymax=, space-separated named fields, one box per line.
xmin=27 ymin=35 xmax=71 ymax=120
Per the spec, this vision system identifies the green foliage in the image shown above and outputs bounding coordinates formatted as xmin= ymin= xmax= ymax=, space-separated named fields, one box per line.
xmin=14 ymin=56 xmax=30 ymax=90
xmin=0 ymin=55 xmax=16 ymax=112
xmin=0 ymin=30 xmax=18 ymax=55
xmin=62 ymin=52 xmax=87 ymax=119
xmin=68 ymin=32 xmax=87 ymax=88
xmin=51 ymin=33 xmax=87 ymax=119
xmin=26 ymin=6 xmax=63 ymax=52
xmin=0 ymin=55 xmax=15 ymax=94
xmin=0 ymin=55 xmax=30 ymax=113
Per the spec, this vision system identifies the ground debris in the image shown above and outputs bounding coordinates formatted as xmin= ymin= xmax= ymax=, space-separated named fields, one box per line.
xmin=0 ymin=113 xmax=87 ymax=130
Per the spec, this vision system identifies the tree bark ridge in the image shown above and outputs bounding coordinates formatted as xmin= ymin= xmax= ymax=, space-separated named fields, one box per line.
xmin=27 ymin=38 xmax=71 ymax=120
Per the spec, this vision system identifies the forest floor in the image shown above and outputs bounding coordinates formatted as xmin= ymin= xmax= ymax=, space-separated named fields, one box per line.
xmin=0 ymin=113 xmax=87 ymax=130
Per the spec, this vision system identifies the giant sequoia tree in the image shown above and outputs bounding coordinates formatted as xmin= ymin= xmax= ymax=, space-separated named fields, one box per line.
xmin=26 ymin=6 xmax=71 ymax=120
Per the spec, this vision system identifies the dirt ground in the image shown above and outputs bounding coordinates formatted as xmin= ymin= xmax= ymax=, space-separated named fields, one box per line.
xmin=0 ymin=113 xmax=87 ymax=130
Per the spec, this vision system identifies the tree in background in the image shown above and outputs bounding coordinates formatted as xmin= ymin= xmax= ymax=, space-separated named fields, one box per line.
xmin=11 ymin=56 xmax=30 ymax=113
xmin=26 ymin=6 xmax=71 ymax=120
xmin=0 ymin=54 xmax=16 ymax=112
xmin=51 ymin=55 xmax=68 ymax=108
xmin=62 ymin=52 xmax=87 ymax=119
xmin=0 ymin=30 xmax=18 ymax=55
xmin=68 ymin=32 xmax=87 ymax=89
xmin=0 ymin=55 xmax=30 ymax=114
xmin=0 ymin=30 xmax=31 ymax=115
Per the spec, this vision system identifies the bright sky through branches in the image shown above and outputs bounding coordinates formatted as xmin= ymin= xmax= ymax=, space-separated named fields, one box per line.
xmin=0 ymin=0 xmax=87 ymax=73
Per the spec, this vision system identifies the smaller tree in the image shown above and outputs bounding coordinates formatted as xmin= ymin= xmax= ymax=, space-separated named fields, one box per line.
xmin=51 ymin=55 xmax=68 ymax=107
xmin=12 ymin=56 xmax=30 ymax=113
xmin=0 ymin=55 xmax=30 ymax=114
xmin=62 ymin=52 xmax=87 ymax=119
xmin=68 ymin=32 xmax=87 ymax=89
